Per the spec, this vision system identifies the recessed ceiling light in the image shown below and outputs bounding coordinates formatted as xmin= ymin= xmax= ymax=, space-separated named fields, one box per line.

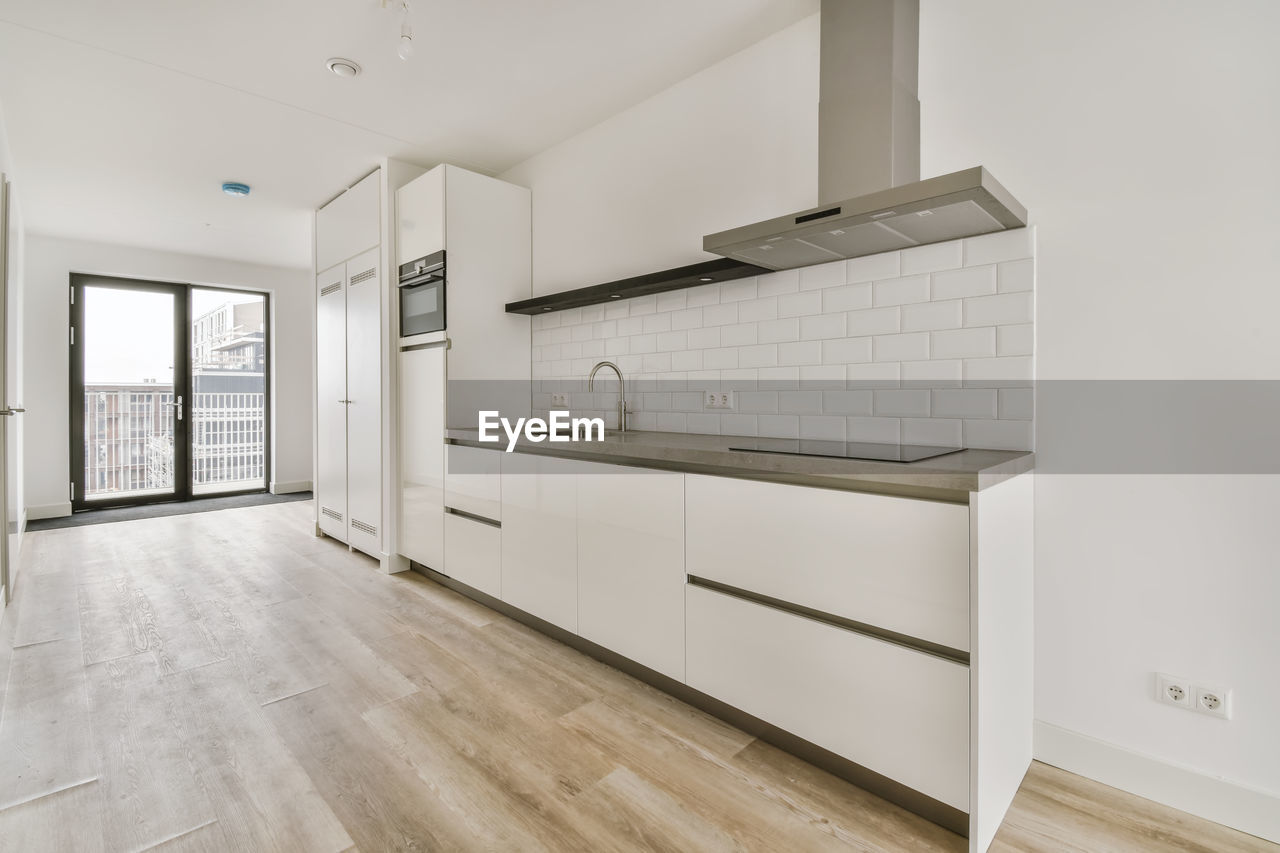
xmin=609 ymin=294 xmax=621 ymax=298
xmin=326 ymin=58 xmax=361 ymax=78
xmin=221 ymin=182 xmax=251 ymax=197
xmin=699 ymin=277 xmax=713 ymax=282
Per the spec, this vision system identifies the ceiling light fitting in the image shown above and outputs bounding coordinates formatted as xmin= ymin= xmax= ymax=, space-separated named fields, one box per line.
xmin=221 ymin=182 xmax=251 ymax=197
xmin=325 ymin=57 xmax=361 ymax=78
xmin=396 ymin=1 xmax=414 ymax=60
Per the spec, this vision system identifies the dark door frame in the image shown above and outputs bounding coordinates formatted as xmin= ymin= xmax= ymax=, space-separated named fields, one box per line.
xmin=69 ymin=274 xmax=272 ymax=512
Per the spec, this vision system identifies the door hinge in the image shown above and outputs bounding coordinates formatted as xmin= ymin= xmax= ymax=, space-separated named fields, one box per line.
xmin=70 ymin=481 xmax=75 ymax=500
xmin=69 ymin=286 xmax=75 ymax=305
xmin=70 ymin=326 xmax=75 ymax=346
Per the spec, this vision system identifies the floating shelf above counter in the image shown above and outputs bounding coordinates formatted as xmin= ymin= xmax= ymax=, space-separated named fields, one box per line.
xmin=504 ymin=258 xmax=769 ymax=315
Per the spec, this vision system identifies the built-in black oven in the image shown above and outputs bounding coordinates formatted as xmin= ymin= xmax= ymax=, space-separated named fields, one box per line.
xmin=398 ymin=250 xmax=446 ymax=340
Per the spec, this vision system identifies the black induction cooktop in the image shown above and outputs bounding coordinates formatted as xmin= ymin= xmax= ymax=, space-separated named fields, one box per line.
xmin=728 ymin=438 xmax=965 ymax=463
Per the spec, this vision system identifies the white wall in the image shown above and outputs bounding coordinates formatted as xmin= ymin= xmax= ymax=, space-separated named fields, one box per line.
xmin=918 ymin=0 xmax=1280 ymax=837
xmin=502 ymin=14 xmax=820 ymax=296
xmin=23 ymin=234 xmax=313 ymax=516
xmin=498 ymin=0 xmax=1280 ymax=838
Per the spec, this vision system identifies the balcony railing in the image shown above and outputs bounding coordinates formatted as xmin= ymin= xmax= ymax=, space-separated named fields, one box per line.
xmin=84 ymin=386 xmax=265 ymax=497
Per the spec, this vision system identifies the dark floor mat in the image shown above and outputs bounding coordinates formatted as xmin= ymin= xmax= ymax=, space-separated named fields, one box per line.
xmin=26 ymin=491 xmax=313 ymax=530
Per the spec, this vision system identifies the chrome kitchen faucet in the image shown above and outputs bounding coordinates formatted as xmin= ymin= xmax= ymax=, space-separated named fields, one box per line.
xmin=587 ymin=361 xmax=627 ymax=433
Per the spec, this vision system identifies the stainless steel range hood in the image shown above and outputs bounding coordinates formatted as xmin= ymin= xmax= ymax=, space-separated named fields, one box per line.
xmin=704 ymin=0 xmax=1027 ymax=272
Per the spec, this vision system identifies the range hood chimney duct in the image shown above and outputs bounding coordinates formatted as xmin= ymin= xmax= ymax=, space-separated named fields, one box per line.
xmin=819 ymin=0 xmax=920 ymax=203
xmin=704 ymin=0 xmax=1026 ymax=272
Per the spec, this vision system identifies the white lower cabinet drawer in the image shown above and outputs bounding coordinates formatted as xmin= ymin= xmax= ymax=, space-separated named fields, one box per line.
xmin=443 ymin=512 xmax=501 ymax=598
xmin=685 ymin=584 xmax=970 ymax=812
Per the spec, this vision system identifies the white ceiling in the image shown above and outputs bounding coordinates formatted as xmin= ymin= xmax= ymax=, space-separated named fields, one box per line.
xmin=0 ymin=0 xmax=817 ymax=268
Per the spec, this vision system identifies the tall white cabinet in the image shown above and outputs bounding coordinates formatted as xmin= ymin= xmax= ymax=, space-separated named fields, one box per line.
xmin=314 ymin=162 xmax=427 ymax=566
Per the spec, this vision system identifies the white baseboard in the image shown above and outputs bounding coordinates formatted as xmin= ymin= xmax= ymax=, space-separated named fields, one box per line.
xmin=1034 ymin=720 xmax=1280 ymax=844
xmin=27 ymin=502 xmax=72 ymax=520
xmin=269 ymin=480 xmax=313 ymax=495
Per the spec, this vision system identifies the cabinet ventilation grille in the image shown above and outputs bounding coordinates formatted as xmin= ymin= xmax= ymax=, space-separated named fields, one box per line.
xmin=320 ymin=282 xmax=342 ymax=297
xmin=321 ymin=506 xmax=343 ymax=522
xmin=349 ymin=267 xmax=377 ymax=286
xmin=351 ymin=518 xmax=377 ymax=536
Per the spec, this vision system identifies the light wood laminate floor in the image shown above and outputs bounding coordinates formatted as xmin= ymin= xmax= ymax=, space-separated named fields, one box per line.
xmin=0 ymin=500 xmax=1271 ymax=852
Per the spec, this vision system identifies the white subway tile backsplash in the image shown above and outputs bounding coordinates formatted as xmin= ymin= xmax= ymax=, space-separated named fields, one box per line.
xmin=800 ymin=415 xmax=847 ymax=441
xmin=687 ymin=327 xmax=720 ymax=349
xmin=757 ymin=318 xmax=799 ymax=344
xmin=703 ymin=347 xmax=739 ymax=369
xmin=902 ymin=417 xmax=963 ymax=447
xmin=847 ymin=306 xmax=901 ymax=337
xmin=780 ymin=390 xmax=822 ymax=414
xmin=720 ymin=323 xmax=758 ymax=347
xmin=800 ymin=313 xmax=846 ymax=341
xmin=738 ymin=344 xmax=779 ymax=368
xmin=531 ymin=236 xmax=1034 ymax=450
xmin=719 ymin=278 xmax=758 ymax=302
xmin=997 ymin=323 xmax=1034 ymax=356
xmin=821 ymin=389 xmax=873 ymax=416
xmin=847 ymin=416 xmax=901 ymax=444
xmin=873 ymin=333 xmax=930 ymax=362
xmin=738 ymin=297 xmax=779 ymax=323
xmin=799 ymin=260 xmax=846 ymax=291
xmin=822 ymin=337 xmax=873 ymax=364
xmin=901 ymin=241 xmax=963 ymax=275
xmin=964 ymin=227 xmax=1035 ymax=267
xmin=823 ymin=282 xmax=873 ymax=313
xmin=932 ymin=265 xmax=996 ymax=300
xmin=998 ymin=258 xmax=1034 ymax=293
xmin=964 ymin=292 xmax=1033 ymax=327
xmin=902 ymin=300 xmax=963 ymax=332
xmin=873 ymin=274 xmax=931 ymax=306
xmin=932 ymin=388 xmax=998 ymax=420
xmin=656 ymin=290 xmax=687 ymax=312
xmin=757 ymin=414 xmax=800 ymax=439
xmin=685 ymin=283 xmax=720 ymax=307
xmin=848 ymin=251 xmax=901 ymax=283
xmin=931 ymin=327 xmax=997 ymax=359
xmin=778 ymin=340 xmax=821 ymax=366
xmin=778 ymin=290 xmax=822 ymax=318
xmin=873 ymin=389 xmax=931 ymax=418
xmin=702 ymin=303 xmax=739 ymax=326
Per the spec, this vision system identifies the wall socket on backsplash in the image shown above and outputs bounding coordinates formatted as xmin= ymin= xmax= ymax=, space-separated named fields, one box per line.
xmin=1156 ymin=672 xmax=1231 ymax=720
xmin=550 ymin=392 xmax=570 ymax=407
xmin=704 ymin=391 xmax=735 ymax=410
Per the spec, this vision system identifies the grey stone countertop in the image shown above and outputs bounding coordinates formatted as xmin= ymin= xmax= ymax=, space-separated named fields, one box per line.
xmin=445 ymin=428 xmax=1034 ymax=502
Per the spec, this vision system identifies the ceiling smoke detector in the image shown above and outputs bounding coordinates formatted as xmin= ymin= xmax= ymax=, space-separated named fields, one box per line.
xmin=325 ymin=58 xmax=361 ymax=78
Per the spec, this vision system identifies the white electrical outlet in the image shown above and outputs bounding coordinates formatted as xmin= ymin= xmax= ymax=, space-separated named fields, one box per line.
xmin=1156 ymin=673 xmax=1192 ymax=709
xmin=1194 ymin=685 xmax=1231 ymax=720
xmin=704 ymin=391 xmax=735 ymax=410
xmin=550 ymin=392 xmax=570 ymax=407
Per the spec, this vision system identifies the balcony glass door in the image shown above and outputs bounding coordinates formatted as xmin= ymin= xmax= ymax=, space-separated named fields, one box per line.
xmin=71 ymin=277 xmax=270 ymax=511
xmin=72 ymin=278 xmax=187 ymax=508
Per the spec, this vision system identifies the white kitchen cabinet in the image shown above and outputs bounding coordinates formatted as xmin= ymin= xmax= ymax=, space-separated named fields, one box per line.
xmin=395 ymin=166 xmax=444 ymax=264
xmin=500 ymin=453 xmax=578 ymax=632
xmin=315 ymin=169 xmax=379 ymax=272
xmin=577 ymin=463 xmax=685 ymax=681
xmin=444 ymin=445 xmax=502 ymax=522
xmin=686 ymin=583 xmax=970 ymax=812
xmin=398 ymin=344 xmax=446 ymax=571
xmin=685 ymin=475 xmax=970 ymax=651
xmin=443 ymin=511 xmax=501 ymax=598
xmin=315 ymin=263 xmax=347 ymax=541
xmin=315 ymin=246 xmax=382 ymax=557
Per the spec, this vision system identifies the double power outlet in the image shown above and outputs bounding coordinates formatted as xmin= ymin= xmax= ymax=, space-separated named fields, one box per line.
xmin=1156 ymin=673 xmax=1231 ymax=720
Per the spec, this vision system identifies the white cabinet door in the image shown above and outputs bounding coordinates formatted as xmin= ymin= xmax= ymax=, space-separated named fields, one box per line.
xmin=501 ymin=453 xmax=578 ymax=632
xmin=345 ymin=247 xmax=382 ymax=557
xmin=399 ymin=344 xmax=446 ymax=571
xmin=686 ymin=584 xmax=970 ymax=812
xmin=577 ymin=463 xmax=685 ymax=680
xmin=316 ymin=170 xmax=380 ymax=272
xmin=443 ymin=511 xmax=501 ymax=598
xmin=396 ymin=167 xmax=445 ymax=264
xmin=444 ymin=444 xmax=502 ymax=522
xmin=315 ymin=263 xmax=347 ymax=540
xmin=685 ymin=475 xmax=970 ymax=651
